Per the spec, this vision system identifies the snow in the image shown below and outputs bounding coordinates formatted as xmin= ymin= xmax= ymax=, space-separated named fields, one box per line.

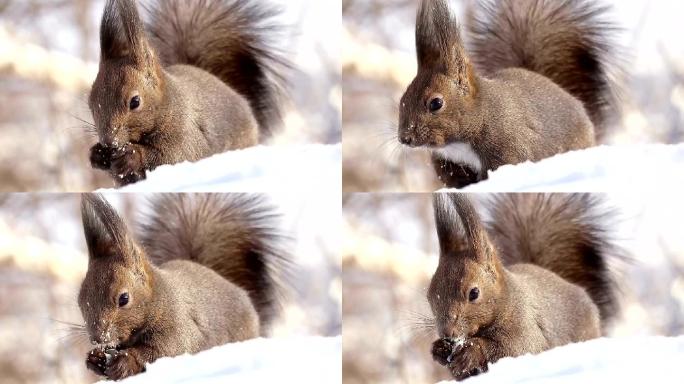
xmin=107 ymin=144 xmax=341 ymax=192
xmin=459 ymin=144 xmax=684 ymax=192
xmin=104 ymin=336 xmax=341 ymax=384
xmin=437 ymin=336 xmax=684 ymax=384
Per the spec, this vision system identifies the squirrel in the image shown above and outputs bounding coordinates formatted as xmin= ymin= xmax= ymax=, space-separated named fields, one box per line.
xmin=78 ymin=193 xmax=288 ymax=380
xmin=88 ymin=0 xmax=288 ymax=186
xmin=428 ymin=193 xmax=619 ymax=381
xmin=398 ymin=0 xmax=619 ymax=188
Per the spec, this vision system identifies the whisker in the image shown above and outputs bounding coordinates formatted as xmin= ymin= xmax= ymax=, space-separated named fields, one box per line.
xmin=50 ymin=318 xmax=86 ymax=328
xmin=69 ymin=113 xmax=95 ymax=128
xmin=399 ymin=309 xmax=437 ymax=342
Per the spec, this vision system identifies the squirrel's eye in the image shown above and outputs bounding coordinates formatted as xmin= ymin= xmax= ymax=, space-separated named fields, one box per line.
xmin=118 ymin=292 xmax=129 ymax=307
xmin=468 ymin=287 xmax=479 ymax=302
xmin=130 ymin=96 xmax=141 ymax=110
xmin=428 ymin=97 xmax=444 ymax=112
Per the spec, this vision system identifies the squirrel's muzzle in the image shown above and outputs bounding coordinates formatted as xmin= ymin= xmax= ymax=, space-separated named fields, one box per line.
xmin=98 ymin=124 xmax=129 ymax=149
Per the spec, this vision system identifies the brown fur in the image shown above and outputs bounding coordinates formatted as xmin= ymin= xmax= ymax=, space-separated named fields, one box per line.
xmin=88 ymin=0 xmax=287 ymax=186
xmin=78 ymin=194 xmax=288 ymax=380
xmin=399 ymin=0 xmax=618 ymax=188
xmin=428 ymin=193 xmax=618 ymax=381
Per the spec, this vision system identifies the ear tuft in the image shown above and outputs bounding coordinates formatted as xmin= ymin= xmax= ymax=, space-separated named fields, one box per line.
xmin=100 ymin=0 xmax=128 ymax=60
xmin=99 ymin=0 xmax=150 ymax=64
xmin=415 ymin=0 xmax=474 ymax=90
xmin=433 ymin=193 xmax=463 ymax=255
xmin=433 ymin=193 xmax=491 ymax=260
xmin=81 ymin=193 xmax=131 ymax=261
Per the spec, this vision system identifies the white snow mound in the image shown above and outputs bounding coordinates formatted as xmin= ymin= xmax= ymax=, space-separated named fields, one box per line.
xmin=437 ymin=336 xmax=684 ymax=384
xmin=103 ymin=144 xmax=341 ymax=192
xmin=458 ymin=143 xmax=684 ymax=192
xmin=106 ymin=336 xmax=341 ymax=384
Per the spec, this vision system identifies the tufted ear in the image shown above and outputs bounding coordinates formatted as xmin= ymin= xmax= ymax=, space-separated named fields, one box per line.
xmin=433 ymin=193 xmax=493 ymax=262
xmin=434 ymin=193 xmax=462 ymax=256
xmin=81 ymin=193 xmax=141 ymax=267
xmin=415 ymin=0 xmax=475 ymax=91
xmin=99 ymin=0 xmax=151 ymax=66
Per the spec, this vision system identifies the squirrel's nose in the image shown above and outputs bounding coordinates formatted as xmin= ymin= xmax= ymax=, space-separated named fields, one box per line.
xmin=439 ymin=322 xmax=461 ymax=339
xmin=100 ymin=135 xmax=117 ymax=148
xmin=399 ymin=132 xmax=416 ymax=147
xmin=100 ymin=127 xmax=125 ymax=148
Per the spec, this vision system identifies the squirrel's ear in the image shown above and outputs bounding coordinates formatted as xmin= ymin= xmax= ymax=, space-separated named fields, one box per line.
xmin=433 ymin=193 xmax=465 ymax=256
xmin=450 ymin=194 xmax=493 ymax=262
xmin=433 ymin=193 xmax=491 ymax=261
xmin=116 ymin=0 xmax=150 ymax=65
xmin=100 ymin=0 xmax=152 ymax=66
xmin=81 ymin=194 xmax=139 ymax=265
xmin=415 ymin=0 xmax=474 ymax=91
xmin=100 ymin=0 xmax=128 ymax=60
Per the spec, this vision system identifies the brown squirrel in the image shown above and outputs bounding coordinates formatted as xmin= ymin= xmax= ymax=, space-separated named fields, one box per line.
xmin=78 ymin=193 xmax=288 ymax=380
xmin=399 ymin=0 xmax=619 ymax=188
xmin=88 ymin=0 xmax=287 ymax=186
xmin=428 ymin=193 xmax=619 ymax=380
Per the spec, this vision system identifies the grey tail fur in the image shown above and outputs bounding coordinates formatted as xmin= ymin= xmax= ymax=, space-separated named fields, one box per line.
xmin=467 ymin=0 xmax=621 ymax=139
xmin=486 ymin=194 xmax=621 ymax=326
xmin=138 ymin=194 xmax=290 ymax=333
xmin=144 ymin=0 xmax=289 ymax=139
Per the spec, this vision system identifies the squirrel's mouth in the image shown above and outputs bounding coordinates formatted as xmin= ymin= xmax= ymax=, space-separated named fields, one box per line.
xmin=118 ymin=327 xmax=148 ymax=349
xmin=440 ymin=337 xmax=466 ymax=363
xmin=95 ymin=327 xmax=146 ymax=352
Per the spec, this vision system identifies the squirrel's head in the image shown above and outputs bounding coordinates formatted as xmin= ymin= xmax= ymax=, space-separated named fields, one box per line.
xmin=78 ymin=193 xmax=154 ymax=348
xmin=427 ymin=193 xmax=503 ymax=341
xmin=89 ymin=0 xmax=164 ymax=149
xmin=399 ymin=0 xmax=478 ymax=148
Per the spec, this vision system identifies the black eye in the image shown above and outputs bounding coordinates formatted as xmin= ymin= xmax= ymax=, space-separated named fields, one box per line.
xmin=428 ymin=97 xmax=443 ymax=112
xmin=118 ymin=292 xmax=129 ymax=307
xmin=468 ymin=287 xmax=479 ymax=302
xmin=130 ymin=96 xmax=140 ymax=110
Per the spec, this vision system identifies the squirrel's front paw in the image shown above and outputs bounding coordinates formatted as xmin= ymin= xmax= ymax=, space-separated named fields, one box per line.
xmin=447 ymin=339 xmax=489 ymax=381
xmin=110 ymin=145 xmax=146 ymax=186
xmin=85 ymin=347 xmax=108 ymax=376
xmin=104 ymin=349 xmax=145 ymax=381
xmin=431 ymin=338 xmax=456 ymax=366
xmin=89 ymin=143 xmax=116 ymax=170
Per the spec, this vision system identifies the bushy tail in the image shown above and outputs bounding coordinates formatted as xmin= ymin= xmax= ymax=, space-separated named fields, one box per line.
xmin=138 ymin=194 xmax=289 ymax=333
xmin=467 ymin=0 xmax=620 ymax=138
xmin=486 ymin=194 xmax=620 ymax=325
xmin=145 ymin=0 xmax=288 ymax=139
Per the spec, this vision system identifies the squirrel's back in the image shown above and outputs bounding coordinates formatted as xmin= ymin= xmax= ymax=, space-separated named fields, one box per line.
xmin=486 ymin=194 xmax=619 ymax=325
xmin=138 ymin=194 xmax=289 ymax=332
xmin=467 ymin=0 xmax=620 ymax=138
xmin=145 ymin=0 xmax=288 ymax=139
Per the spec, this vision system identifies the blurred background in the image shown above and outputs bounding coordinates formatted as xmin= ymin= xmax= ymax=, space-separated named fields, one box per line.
xmin=0 ymin=0 xmax=341 ymax=191
xmin=342 ymin=192 xmax=684 ymax=383
xmin=343 ymin=0 xmax=684 ymax=192
xmin=0 ymin=191 xmax=341 ymax=383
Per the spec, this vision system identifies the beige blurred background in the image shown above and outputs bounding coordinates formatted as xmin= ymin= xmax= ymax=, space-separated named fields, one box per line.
xmin=0 ymin=192 xmax=341 ymax=383
xmin=342 ymin=0 xmax=684 ymax=192
xmin=342 ymin=192 xmax=684 ymax=383
xmin=0 ymin=0 xmax=341 ymax=191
